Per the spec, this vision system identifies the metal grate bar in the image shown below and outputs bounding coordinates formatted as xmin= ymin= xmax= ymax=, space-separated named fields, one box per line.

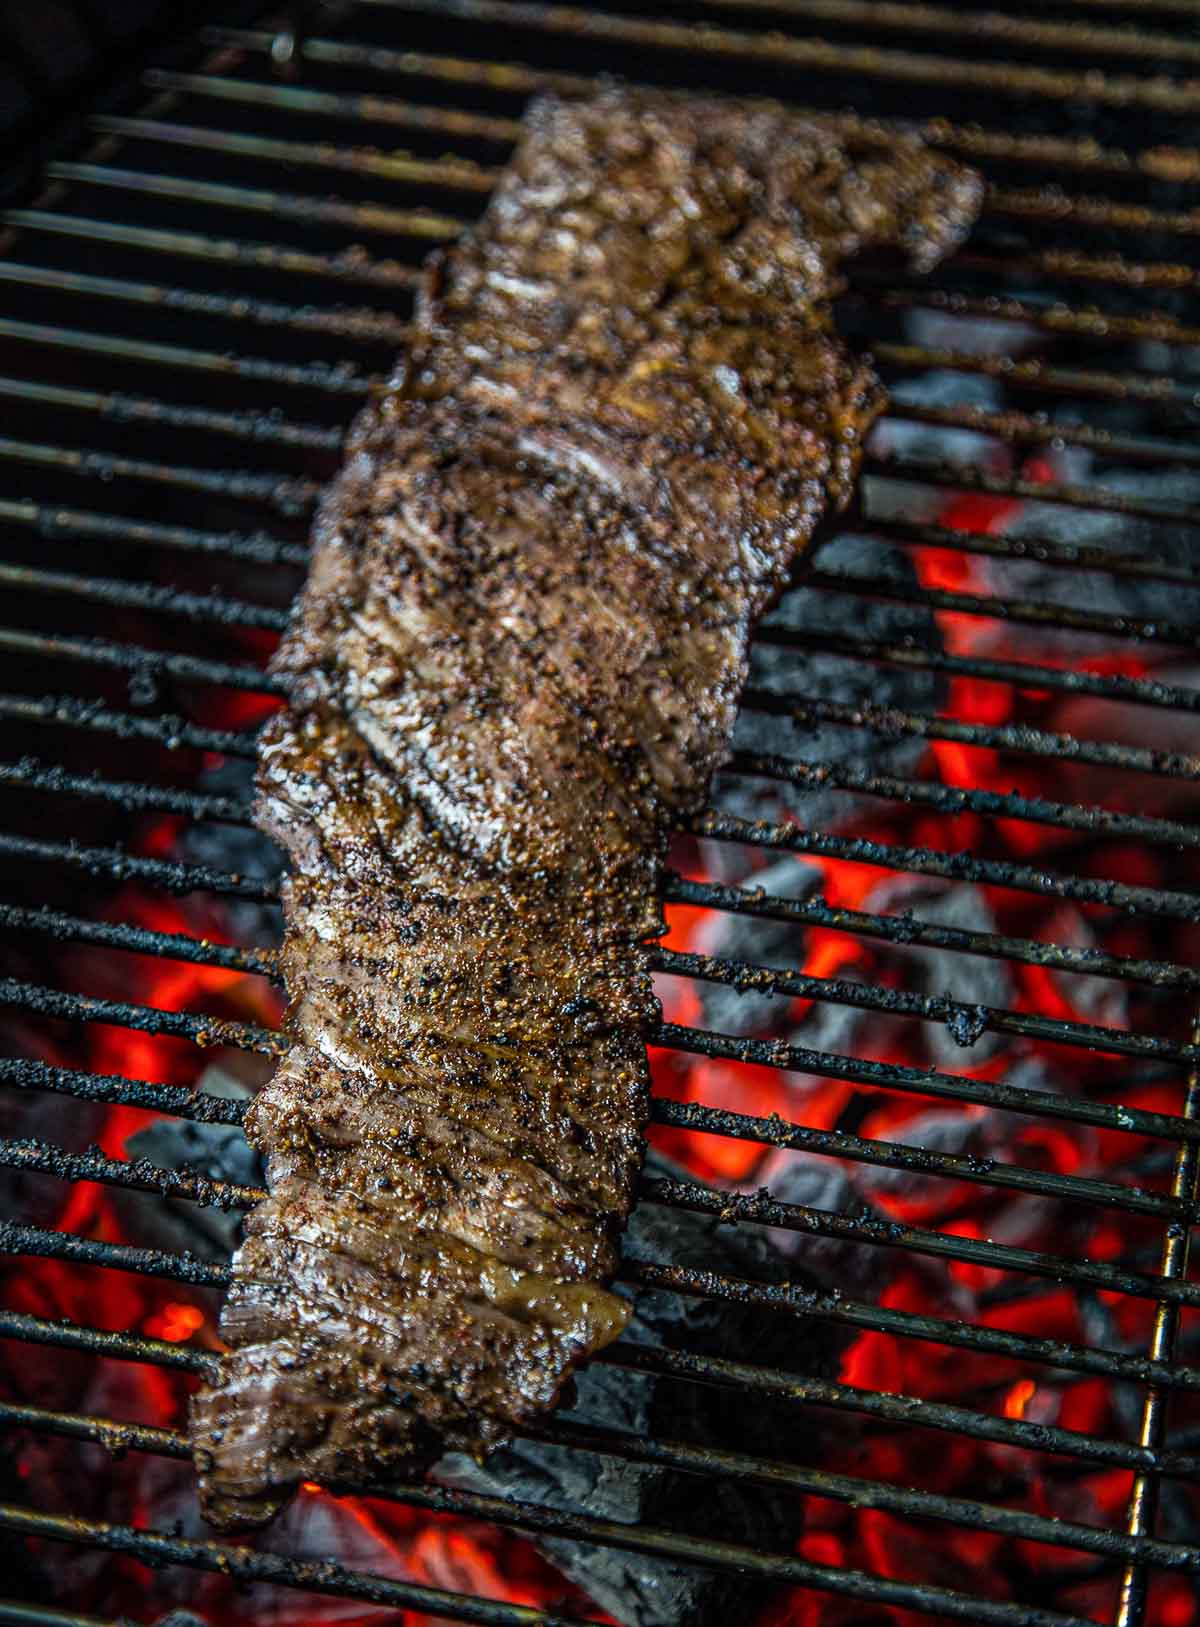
xmin=879 ymin=404 xmax=1200 ymax=480
xmin=742 ymin=690 xmax=1200 ymax=778
xmin=0 ymin=497 xmax=310 ymax=567
xmin=1116 ymin=1026 xmax=1200 ymax=1625
xmin=44 ymin=161 xmax=465 ymax=241
xmin=857 ymin=517 xmax=1200 ymax=592
xmin=17 ymin=796 xmax=1182 ymax=1000
xmin=201 ymin=25 xmax=1200 ymax=181
xmin=0 ymin=977 xmax=282 ymax=1053
xmin=0 ymin=1222 xmax=230 ymax=1287
xmin=605 ymin=1343 xmax=1200 ymax=1480
xmin=86 ymin=106 xmax=1200 ymax=250
xmin=643 ymin=1175 xmax=1200 ymax=1307
xmin=759 ymin=626 xmax=1200 ymax=714
xmin=648 ymin=1097 xmax=1190 ymax=1221
xmin=0 ymin=1603 xmax=121 ymax=1627
xmin=10 ymin=1133 xmax=1195 ymax=1309
xmin=0 ymin=1307 xmax=212 ymax=1373
xmin=19 ymin=727 xmax=1199 ymax=873
xmin=724 ymin=747 xmax=1200 ymax=847
xmin=0 ymin=905 xmax=276 ymax=976
xmin=149 ymin=58 xmax=1193 ymax=191
xmin=874 ymin=342 xmax=1189 ymax=409
xmin=0 ymin=313 xmax=372 ymax=395
xmin=1 ymin=949 xmax=1191 ymax=1213
xmin=0 ymin=1140 xmax=265 ymax=1210
xmin=6 ymin=1392 xmax=1200 ymax=1578
xmin=2 ymin=209 xmax=422 ymax=291
xmin=0 ymin=1030 xmax=1182 ymax=1220
xmin=9 ymin=1216 xmax=1196 ymax=1393
xmin=0 ymin=381 xmax=338 ymax=461
xmin=18 ymin=737 xmax=1200 ymax=916
xmin=1 ymin=739 xmax=1192 ymax=977
xmin=982 ymin=186 xmax=1196 ymax=239
xmin=988 ymin=185 xmax=1200 ymax=239
xmin=14 ymin=388 xmax=1200 ymax=546
xmin=0 ymin=261 xmax=409 ymax=351
xmin=0 ymin=837 xmax=280 ymax=901
xmin=1 ymin=847 xmax=1177 ymax=1066
xmin=4 ymin=958 xmax=1192 ymax=1141
xmin=0 ymin=1503 xmax=600 ymax=1627
xmin=0 ymin=760 xmax=247 ymax=824
xmin=8 ymin=1301 xmax=1200 ymax=1484
xmin=690 ymin=0 xmax=1200 ymax=64
xmin=11 ymin=293 xmax=1193 ymax=453
xmin=0 ymin=1059 xmax=249 ymax=1126
xmin=652 ymin=945 xmax=1199 ymax=1065
xmin=90 ymin=115 xmax=497 ymax=194
xmin=0 ymin=627 xmax=287 ymax=694
xmin=106 ymin=96 xmax=1200 ymax=246
xmin=863 ymin=285 xmax=1200 ymax=357
xmin=691 ymin=808 xmax=1200 ymax=922
xmin=346 ymin=0 xmax=1200 ymax=115
xmin=0 ymin=693 xmax=255 ymax=758
xmin=0 ymin=1497 xmax=1099 ymax=1627
xmin=955 ymin=246 xmax=1200 ymax=297
xmin=666 ymin=872 xmax=1200 ymax=991
xmin=319 ymin=1448 xmax=1200 ymax=1578
xmin=7 ymin=1299 xmax=1200 ymax=1485
xmin=658 ymin=1020 xmax=1199 ymax=1140
xmin=142 ymin=66 xmax=525 ymax=144
xmin=623 ymin=1253 xmax=1200 ymax=1387
xmin=0 ymin=443 xmax=318 ymax=518
xmin=16 ymin=247 xmax=1196 ymax=442
xmin=0 ymin=559 xmax=291 ymax=629
xmin=861 ymin=461 xmax=1200 ymax=538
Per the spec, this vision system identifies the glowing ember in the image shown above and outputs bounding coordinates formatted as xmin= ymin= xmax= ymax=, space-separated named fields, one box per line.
xmin=2 ymin=377 xmax=1198 ymax=1627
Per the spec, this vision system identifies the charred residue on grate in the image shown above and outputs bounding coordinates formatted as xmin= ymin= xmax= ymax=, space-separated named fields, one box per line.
xmin=0 ymin=2 xmax=1199 ymax=1626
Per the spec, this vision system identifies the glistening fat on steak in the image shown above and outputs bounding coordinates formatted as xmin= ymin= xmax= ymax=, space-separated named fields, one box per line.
xmin=190 ymin=89 xmax=981 ymax=1529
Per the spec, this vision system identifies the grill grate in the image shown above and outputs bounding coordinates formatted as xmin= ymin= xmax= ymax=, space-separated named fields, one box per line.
xmin=1 ymin=2 xmax=1200 ymax=1625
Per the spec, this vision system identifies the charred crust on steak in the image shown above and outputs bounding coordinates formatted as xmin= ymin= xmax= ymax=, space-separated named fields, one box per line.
xmin=190 ymin=87 xmax=980 ymax=1531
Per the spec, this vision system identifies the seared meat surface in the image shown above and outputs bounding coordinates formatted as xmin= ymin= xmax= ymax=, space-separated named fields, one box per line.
xmin=191 ymin=89 xmax=980 ymax=1530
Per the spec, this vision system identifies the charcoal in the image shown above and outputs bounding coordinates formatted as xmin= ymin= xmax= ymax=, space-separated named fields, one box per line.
xmin=996 ymin=459 xmax=1200 ymax=634
xmin=713 ymin=532 xmax=945 ymax=844
xmin=746 ymin=1150 xmax=888 ymax=1303
xmin=869 ymin=878 xmax=1013 ymax=1066
xmin=111 ymin=1066 xmax=261 ymax=1263
xmin=687 ymin=856 xmax=823 ymax=1037
xmin=436 ymin=1149 xmax=842 ymax=1627
xmin=114 ymin=1102 xmax=846 ymax=1627
xmin=872 ymin=367 xmax=1011 ymax=470
xmin=177 ymin=754 xmax=284 ymax=947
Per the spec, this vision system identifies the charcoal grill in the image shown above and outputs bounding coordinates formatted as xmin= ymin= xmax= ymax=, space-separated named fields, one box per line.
xmin=1 ymin=2 xmax=1200 ymax=1624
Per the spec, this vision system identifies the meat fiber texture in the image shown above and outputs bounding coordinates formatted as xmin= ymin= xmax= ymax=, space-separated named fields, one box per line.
xmin=191 ymin=87 xmax=980 ymax=1529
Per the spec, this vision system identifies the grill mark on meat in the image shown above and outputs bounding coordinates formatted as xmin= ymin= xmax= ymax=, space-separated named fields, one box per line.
xmin=190 ymin=87 xmax=980 ymax=1530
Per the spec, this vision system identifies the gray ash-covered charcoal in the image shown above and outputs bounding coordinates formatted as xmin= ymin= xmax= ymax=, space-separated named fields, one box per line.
xmin=438 ymin=1148 xmax=845 ymax=1627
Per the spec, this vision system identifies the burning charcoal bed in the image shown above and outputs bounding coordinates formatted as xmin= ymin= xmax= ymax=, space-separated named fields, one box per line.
xmin=1 ymin=4 xmax=1200 ymax=1627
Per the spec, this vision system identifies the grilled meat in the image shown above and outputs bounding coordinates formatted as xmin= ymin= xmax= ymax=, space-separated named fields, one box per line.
xmin=191 ymin=88 xmax=980 ymax=1529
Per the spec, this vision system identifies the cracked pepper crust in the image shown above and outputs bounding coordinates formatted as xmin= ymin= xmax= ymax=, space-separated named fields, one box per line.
xmin=191 ymin=88 xmax=980 ymax=1529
